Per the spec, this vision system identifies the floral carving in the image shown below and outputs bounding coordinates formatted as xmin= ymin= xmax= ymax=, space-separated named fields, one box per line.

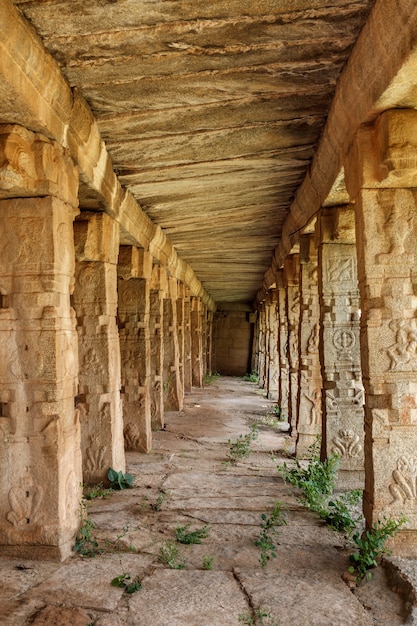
xmin=331 ymin=429 xmax=362 ymax=458
xmin=7 ymin=476 xmax=43 ymax=527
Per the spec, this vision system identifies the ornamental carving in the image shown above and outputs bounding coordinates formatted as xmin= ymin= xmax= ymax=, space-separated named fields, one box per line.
xmin=124 ymin=423 xmax=142 ymax=450
xmin=331 ymin=429 xmax=362 ymax=458
xmin=85 ymin=432 xmax=107 ymax=472
xmin=326 ymin=257 xmax=354 ymax=282
xmin=7 ymin=476 xmax=43 ymax=527
xmin=386 ymin=319 xmax=417 ymax=372
xmin=389 ymin=455 xmax=417 ymax=504
xmin=333 ymin=329 xmax=355 ymax=357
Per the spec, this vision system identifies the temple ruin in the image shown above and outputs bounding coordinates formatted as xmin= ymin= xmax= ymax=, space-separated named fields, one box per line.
xmin=1 ymin=0 xmax=417 ymax=566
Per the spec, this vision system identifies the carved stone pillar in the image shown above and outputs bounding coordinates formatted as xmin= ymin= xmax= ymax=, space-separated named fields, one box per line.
xmin=296 ymin=237 xmax=322 ymax=457
xmin=163 ymin=277 xmax=183 ymax=411
xmin=118 ymin=247 xmax=152 ymax=452
xmin=73 ymin=212 xmax=125 ymax=484
xmin=176 ymin=282 xmax=185 ymax=394
xmin=317 ymin=206 xmax=364 ymax=489
xmin=183 ymin=287 xmax=192 ymax=393
xmin=346 ymin=109 xmax=417 ymax=553
xmin=266 ymin=289 xmax=279 ymax=402
xmin=149 ymin=265 xmax=166 ymax=430
xmin=0 ymin=124 xmax=81 ymax=559
xmin=258 ymin=301 xmax=267 ymax=387
xmin=201 ymin=303 xmax=208 ymax=379
xmin=191 ymin=296 xmax=203 ymax=387
xmin=276 ymin=271 xmax=289 ymax=420
xmin=206 ymin=309 xmax=214 ymax=376
xmin=284 ymin=255 xmax=300 ymax=436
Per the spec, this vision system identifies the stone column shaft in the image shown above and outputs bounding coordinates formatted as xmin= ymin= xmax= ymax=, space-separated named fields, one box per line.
xmin=0 ymin=124 xmax=81 ymax=560
xmin=345 ymin=110 xmax=417 ymax=553
xmin=191 ymin=296 xmax=203 ymax=387
xmin=317 ymin=206 xmax=364 ymax=488
xmin=163 ymin=277 xmax=183 ymax=411
xmin=284 ymin=255 xmax=300 ymax=435
xmin=276 ymin=271 xmax=290 ymax=420
xmin=183 ymin=288 xmax=192 ymax=393
xmin=149 ymin=265 xmax=166 ymax=430
xmin=266 ymin=289 xmax=279 ymax=402
xmin=118 ymin=246 xmax=152 ymax=452
xmin=296 ymin=237 xmax=322 ymax=457
xmin=73 ymin=212 xmax=125 ymax=484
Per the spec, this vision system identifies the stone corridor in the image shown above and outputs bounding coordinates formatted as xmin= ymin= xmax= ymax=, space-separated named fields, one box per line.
xmin=1 ymin=377 xmax=413 ymax=626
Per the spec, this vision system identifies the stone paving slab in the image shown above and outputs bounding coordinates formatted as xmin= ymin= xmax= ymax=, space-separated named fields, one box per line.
xmin=26 ymin=554 xmax=154 ymax=612
xmin=128 ymin=570 xmax=249 ymax=625
xmin=235 ymin=567 xmax=374 ymax=626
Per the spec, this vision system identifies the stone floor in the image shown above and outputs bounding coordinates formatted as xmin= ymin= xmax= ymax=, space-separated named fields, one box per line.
xmin=1 ymin=376 xmax=416 ymax=625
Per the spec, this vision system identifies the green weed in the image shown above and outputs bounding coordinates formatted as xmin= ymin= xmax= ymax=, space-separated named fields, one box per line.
xmin=202 ymin=554 xmax=215 ymax=570
xmin=111 ymin=573 xmax=142 ymax=594
xmin=349 ymin=514 xmax=407 ymax=584
xmin=150 ymin=490 xmax=170 ymax=512
xmin=227 ymin=423 xmax=258 ymax=463
xmin=107 ymin=467 xmax=135 ymax=490
xmin=159 ymin=541 xmax=186 ymax=569
xmin=243 ymin=370 xmax=259 ymax=383
xmin=255 ymin=501 xmax=287 ymax=567
xmin=238 ymin=607 xmax=279 ymax=625
xmin=74 ymin=503 xmax=100 ymax=557
xmin=175 ymin=523 xmax=210 ymax=544
xmin=83 ymin=482 xmax=112 ymax=500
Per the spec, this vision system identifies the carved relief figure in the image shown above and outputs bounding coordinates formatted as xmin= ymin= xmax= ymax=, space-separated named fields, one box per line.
xmin=303 ymin=386 xmax=322 ymax=425
xmin=331 ymin=429 xmax=362 ymax=458
xmin=124 ymin=423 xmax=141 ymax=450
xmin=386 ymin=319 xmax=417 ymax=371
xmin=389 ymin=455 xmax=417 ymax=504
xmin=7 ymin=475 xmax=43 ymax=527
xmin=307 ymin=323 xmax=319 ymax=354
xmin=85 ymin=432 xmax=107 ymax=472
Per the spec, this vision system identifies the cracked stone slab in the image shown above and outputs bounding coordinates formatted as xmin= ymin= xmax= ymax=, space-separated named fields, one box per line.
xmin=234 ymin=566 xmax=374 ymax=626
xmin=25 ymin=554 xmax=154 ymax=612
xmin=128 ymin=569 xmax=248 ymax=625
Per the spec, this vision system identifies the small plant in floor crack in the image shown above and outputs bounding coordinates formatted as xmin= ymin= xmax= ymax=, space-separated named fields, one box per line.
xmin=243 ymin=370 xmax=259 ymax=383
xmin=159 ymin=540 xmax=186 ymax=569
xmin=238 ymin=607 xmax=280 ymax=625
xmin=175 ymin=523 xmax=210 ymax=544
xmin=227 ymin=423 xmax=259 ymax=463
xmin=203 ymin=371 xmax=220 ymax=385
xmin=74 ymin=502 xmax=100 ymax=557
xmin=111 ymin=573 xmax=142 ymax=594
xmin=202 ymin=554 xmax=215 ymax=570
xmin=255 ymin=501 xmax=287 ymax=567
xmin=277 ymin=437 xmax=339 ymax=512
xmin=319 ymin=489 xmax=362 ymax=535
xmin=348 ymin=514 xmax=407 ymax=584
xmin=105 ymin=523 xmax=137 ymax=552
xmin=150 ymin=490 xmax=171 ymax=512
xmin=83 ymin=482 xmax=113 ymax=500
xmin=107 ymin=467 xmax=135 ymax=490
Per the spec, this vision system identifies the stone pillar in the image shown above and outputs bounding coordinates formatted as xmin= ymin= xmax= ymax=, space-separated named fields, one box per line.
xmin=0 ymin=124 xmax=81 ymax=559
xmin=163 ymin=277 xmax=183 ymax=411
xmin=317 ymin=206 xmax=364 ymax=489
xmin=73 ymin=212 xmax=125 ymax=485
xmin=276 ymin=271 xmax=290 ymax=420
xmin=176 ymin=282 xmax=185 ymax=393
xmin=191 ymin=296 xmax=203 ymax=387
xmin=206 ymin=309 xmax=214 ymax=376
xmin=183 ymin=287 xmax=192 ymax=393
xmin=201 ymin=303 xmax=208 ymax=379
xmin=284 ymin=255 xmax=300 ymax=436
xmin=117 ymin=246 xmax=152 ymax=452
xmin=266 ymin=290 xmax=279 ymax=401
xmin=149 ymin=265 xmax=166 ymax=430
xmin=296 ymin=236 xmax=322 ymax=457
xmin=345 ymin=110 xmax=417 ymax=553
xmin=258 ymin=301 xmax=267 ymax=386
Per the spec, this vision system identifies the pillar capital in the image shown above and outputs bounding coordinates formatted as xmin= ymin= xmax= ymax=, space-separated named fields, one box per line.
xmin=118 ymin=246 xmax=152 ymax=280
xmin=345 ymin=109 xmax=417 ymax=199
xmin=283 ymin=254 xmax=300 ymax=287
xmin=0 ymin=124 xmax=78 ymax=208
xmin=316 ymin=205 xmax=356 ymax=245
xmin=75 ymin=211 xmax=119 ymax=264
